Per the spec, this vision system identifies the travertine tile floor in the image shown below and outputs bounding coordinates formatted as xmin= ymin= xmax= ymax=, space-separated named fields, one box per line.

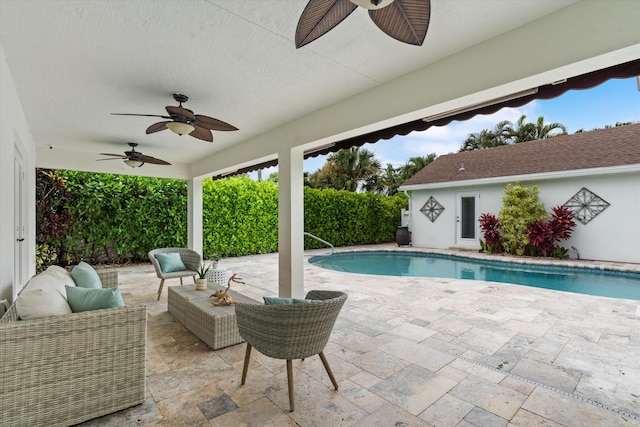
xmin=80 ymin=244 xmax=640 ymax=426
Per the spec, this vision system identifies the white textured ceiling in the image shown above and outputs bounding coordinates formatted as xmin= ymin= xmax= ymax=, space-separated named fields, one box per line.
xmin=1 ymin=0 xmax=636 ymax=178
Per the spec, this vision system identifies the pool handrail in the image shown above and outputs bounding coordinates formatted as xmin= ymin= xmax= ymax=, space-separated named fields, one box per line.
xmin=304 ymin=232 xmax=334 ymax=255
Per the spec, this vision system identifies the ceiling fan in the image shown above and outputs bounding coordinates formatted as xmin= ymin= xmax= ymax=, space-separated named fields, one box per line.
xmin=112 ymin=93 xmax=238 ymax=142
xmin=296 ymin=0 xmax=430 ymax=48
xmin=98 ymin=143 xmax=171 ymax=168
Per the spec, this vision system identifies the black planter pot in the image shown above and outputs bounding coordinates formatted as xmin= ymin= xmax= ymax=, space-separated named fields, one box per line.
xmin=396 ymin=226 xmax=410 ymax=246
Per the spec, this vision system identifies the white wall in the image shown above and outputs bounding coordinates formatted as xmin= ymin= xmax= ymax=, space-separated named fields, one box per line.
xmin=0 ymin=46 xmax=36 ymax=302
xmin=408 ymin=171 xmax=640 ymax=264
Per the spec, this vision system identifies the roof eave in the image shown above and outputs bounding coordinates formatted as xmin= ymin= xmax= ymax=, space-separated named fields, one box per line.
xmin=399 ymin=164 xmax=640 ymax=191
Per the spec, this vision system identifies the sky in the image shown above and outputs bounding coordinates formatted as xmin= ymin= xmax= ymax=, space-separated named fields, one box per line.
xmin=256 ymin=76 xmax=640 ymax=177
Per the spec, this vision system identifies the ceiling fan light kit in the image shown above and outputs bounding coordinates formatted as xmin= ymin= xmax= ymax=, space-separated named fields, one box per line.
xmin=295 ymin=0 xmax=430 ymax=48
xmin=124 ymin=159 xmax=144 ymax=168
xmin=166 ymin=121 xmax=195 ymax=136
xmin=349 ymin=0 xmax=394 ymax=10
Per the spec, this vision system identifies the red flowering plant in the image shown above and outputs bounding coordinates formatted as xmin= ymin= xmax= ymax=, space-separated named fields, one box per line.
xmin=478 ymin=213 xmax=503 ymax=253
xmin=526 ymin=205 xmax=576 ymax=257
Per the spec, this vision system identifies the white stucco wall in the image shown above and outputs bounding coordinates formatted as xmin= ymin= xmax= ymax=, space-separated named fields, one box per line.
xmin=407 ymin=170 xmax=640 ymax=264
xmin=0 ymin=46 xmax=36 ymax=302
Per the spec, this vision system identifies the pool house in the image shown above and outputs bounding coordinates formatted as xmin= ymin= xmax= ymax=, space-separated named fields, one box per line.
xmin=400 ymin=124 xmax=640 ymax=264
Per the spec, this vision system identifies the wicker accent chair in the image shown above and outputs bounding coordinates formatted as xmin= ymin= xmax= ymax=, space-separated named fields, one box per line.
xmin=148 ymin=247 xmax=201 ymax=300
xmin=235 ymin=290 xmax=347 ymax=411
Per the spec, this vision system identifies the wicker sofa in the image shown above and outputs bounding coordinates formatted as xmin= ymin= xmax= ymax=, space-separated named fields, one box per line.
xmin=0 ymin=267 xmax=147 ymax=427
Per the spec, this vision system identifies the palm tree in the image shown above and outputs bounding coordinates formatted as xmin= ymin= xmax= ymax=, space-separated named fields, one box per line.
xmin=459 ymin=115 xmax=568 ymax=151
xmin=308 ymin=147 xmax=381 ymax=192
xmin=366 ymin=163 xmax=400 ymax=195
xmin=508 ymin=115 xmax=568 ymax=142
xmin=399 ymin=154 xmax=437 ymax=180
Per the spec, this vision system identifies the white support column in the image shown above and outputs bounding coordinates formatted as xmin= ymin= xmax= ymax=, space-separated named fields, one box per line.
xmin=278 ymin=147 xmax=305 ymax=298
xmin=187 ymin=177 xmax=203 ymax=257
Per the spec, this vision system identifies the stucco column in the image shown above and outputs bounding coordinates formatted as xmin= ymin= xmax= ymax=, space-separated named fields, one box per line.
xmin=187 ymin=177 xmax=203 ymax=257
xmin=278 ymin=147 xmax=304 ymax=298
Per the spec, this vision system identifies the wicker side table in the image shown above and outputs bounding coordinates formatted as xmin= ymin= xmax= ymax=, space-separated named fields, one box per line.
xmin=168 ymin=284 xmax=259 ymax=350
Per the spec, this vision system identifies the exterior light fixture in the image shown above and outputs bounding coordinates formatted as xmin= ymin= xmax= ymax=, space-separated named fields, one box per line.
xmin=166 ymin=121 xmax=195 ymax=136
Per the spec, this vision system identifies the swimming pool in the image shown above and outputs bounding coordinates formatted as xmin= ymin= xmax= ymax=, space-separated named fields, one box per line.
xmin=308 ymin=251 xmax=640 ymax=300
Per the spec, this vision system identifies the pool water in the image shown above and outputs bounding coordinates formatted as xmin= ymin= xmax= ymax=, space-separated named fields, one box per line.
xmin=308 ymin=251 xmax=640 ymax=300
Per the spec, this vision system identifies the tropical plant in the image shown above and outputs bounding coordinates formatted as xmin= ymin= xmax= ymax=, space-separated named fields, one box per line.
xmin=498 ymin=183 xmax=547 ymax=256
xmin=190 ymin=262 xmax=211 ymax=279
xmin=478 ymin=213 xmax=502 ymax=253
xmin=398 ymin=154 xmax=437 ymax=181
xmin=459 ymin=122 xmax=513 ymax=151
xmin=366 ymin=163 xmax=400 ymax=195
xmin=308 ymin=147 xmax=381 ymax=192
xmin=507 ymin=115 xmax=568 ymax=143
xmin=459 ymin=115 xmax=568 ymax=151
xmin=526 ymin=205 xmax=576 ymax=257
xmin=35 ymin=169 xmax=74 ymax=266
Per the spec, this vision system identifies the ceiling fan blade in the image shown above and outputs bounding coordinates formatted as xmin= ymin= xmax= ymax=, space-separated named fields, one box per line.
xmin=166 ymin=106 xmax=196 ymax=121
xmin=190 ymin=126 xmax=214 ymax=142
xmin=111 ymin=113 xmax=172 ymax=119
xmin=146 ymin=121 xmax=170 ymax=134
xmin=295 ymin=0 xmax=357 ymax=48
xmin=97 ymin=157 xmax=126 ymax=161
xmin=369 ymin=0 xmax=430 ymax=46
xmin=98 ymin=153 xmax=127 ymax=158
xmin=138 ymin=153 xmax=171 ymax=166
xmin=194 ymin=115 xmax=238 ymax=131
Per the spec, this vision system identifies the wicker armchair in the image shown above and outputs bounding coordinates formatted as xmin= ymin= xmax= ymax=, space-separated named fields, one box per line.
xmin=148 ymin=247 xmax=201 ymax=300
xmin=235 ymin=290 xmax=347 ymax=411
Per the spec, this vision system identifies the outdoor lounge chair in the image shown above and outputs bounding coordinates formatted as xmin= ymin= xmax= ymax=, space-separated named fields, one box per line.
xmin=235 ymin=290 xmax=347 ymax=411
xmin=148 ymin=247 xmax=201 ymax=300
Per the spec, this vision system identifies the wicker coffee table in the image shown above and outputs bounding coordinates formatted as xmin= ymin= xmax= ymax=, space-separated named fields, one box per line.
xmin=168 ymin=284 xmax=259 ymax=350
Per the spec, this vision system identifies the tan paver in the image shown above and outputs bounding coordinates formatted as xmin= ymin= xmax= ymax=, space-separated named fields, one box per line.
xmin=79 ymin=244 xmax=640 ymax=426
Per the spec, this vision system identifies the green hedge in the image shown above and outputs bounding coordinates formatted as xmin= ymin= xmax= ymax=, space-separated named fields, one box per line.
xmin=203 ymin=176 xmax=279 ymax=256
xmin=304 ymin=188 xmax=407 ymax=248
xmin=62 ymin=171 xmax=188 ymax=264
xmin=42 ymin=172 xmax=406 ymax=264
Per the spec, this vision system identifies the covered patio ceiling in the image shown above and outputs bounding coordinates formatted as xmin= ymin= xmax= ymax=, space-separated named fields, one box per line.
xmin=1 ymin=1 xmax=638 ymax=180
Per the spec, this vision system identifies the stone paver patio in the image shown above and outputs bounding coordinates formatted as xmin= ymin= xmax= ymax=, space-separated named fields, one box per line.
xmin=80 ymin=244 xmax=640 ymax=426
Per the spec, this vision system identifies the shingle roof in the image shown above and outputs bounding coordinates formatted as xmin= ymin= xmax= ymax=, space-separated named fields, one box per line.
xmin=401 ymin=123 xmax=640 ymax=187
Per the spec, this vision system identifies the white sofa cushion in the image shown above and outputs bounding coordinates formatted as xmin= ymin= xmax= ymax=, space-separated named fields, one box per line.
xmin=15 ymin=266 xmax=75 ymax=320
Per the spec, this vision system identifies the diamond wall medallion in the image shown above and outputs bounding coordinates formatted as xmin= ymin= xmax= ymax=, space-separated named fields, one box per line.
xmin=563 ymin=187 xmax=610 ymax=225
xmin=420 ymin=196 xmax=444 ymax=222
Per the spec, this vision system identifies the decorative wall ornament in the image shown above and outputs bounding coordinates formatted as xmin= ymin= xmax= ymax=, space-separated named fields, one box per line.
xmin=420 ymin=196 xmax=444 ymax=222
xmin=563 ymin=187 xmax=610 ymax=225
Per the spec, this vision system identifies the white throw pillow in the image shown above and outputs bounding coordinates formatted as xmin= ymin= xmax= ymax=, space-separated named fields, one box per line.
xmin=15 ymin=267 xmax=75 ymax=320
xmin=45 ymin=265 xmax=77 ymax=288
xmin=15 ymin=288 xmax=73 ymax=319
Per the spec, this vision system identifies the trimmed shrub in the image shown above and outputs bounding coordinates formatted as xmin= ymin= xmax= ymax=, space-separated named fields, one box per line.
xmin=498 ymin=183 xmax=547 ymax=256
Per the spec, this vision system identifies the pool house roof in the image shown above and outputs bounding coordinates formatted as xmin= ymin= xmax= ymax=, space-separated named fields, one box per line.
xmin=400 ymin=123 xmax=640 ymax=190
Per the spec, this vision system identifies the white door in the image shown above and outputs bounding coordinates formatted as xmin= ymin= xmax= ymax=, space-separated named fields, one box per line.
xmin=14 ymin=148 xmax=27 ymax=296
xmin=456 ymin=191 xmax=479 ymax=246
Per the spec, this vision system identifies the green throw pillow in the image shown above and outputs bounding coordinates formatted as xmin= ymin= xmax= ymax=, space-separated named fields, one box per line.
xmin=263 ymin=297 xmax=313 ymax=305
xmin=65 ymin=286 xmax=124 ymax=313
xmin=154 ymin=253 xmax=187 ymax=273
xmin=70 ymin=261 xmax=102 ymax=289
